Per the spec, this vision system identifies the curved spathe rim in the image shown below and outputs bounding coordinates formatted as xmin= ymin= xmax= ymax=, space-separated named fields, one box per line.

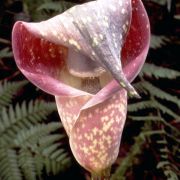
xmin=12 ymin=0 xmax=150 ymax=105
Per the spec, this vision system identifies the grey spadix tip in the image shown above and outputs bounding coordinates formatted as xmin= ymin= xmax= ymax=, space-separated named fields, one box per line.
xmin=117 ymin=76 xmax=141 ymax=99
xmin=106 ymin=61 xmax=140 ymax=99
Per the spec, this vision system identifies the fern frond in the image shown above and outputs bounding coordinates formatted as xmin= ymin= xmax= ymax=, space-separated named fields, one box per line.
xmin=18 ymin=149 xmax=36 ymax=180
xmin=128 ymin=100 xmax=153 ymax=112
xmin=153 ymin=101 xmax=180 ymax=119
xmin=157 ymin=161 xmax=179 ymax=180
xmin=0 ymin=48 xmax=13 ymax=58
xmin=31 ymin=142 xmax=71 ymax=176
xmin=37 ymin=1 xmax=75 ymax=13
xmin=14 ymin=122 xmax=61 ymax=147
xmin=43 ymin=152 xmax=71 ymax=175
xmin=39 ymin=134 xmax=66 ymax=150
xmin=128 ymin=116 xmax=179 ymax=136
xmin=136 ymin=81 xmax=180 ymax=107
xmin=0 ymin=101 xmax=57 ymax=146
xmin=0 ymin=148 xmax=22 ymax=180
xmin=128 ymin=100 xmax=179 ymax=119
xmin=37 ymin=133 xmax=71 ymax=175
xmin=111 ymin=125 xmax=163 ymax=180
xmin=139 ymin=63 xmax=180 ymax=79
xmin=150 ymin=35 xmax=170 ymax=49
xmin=33 ymin=155 xmax=44 ymax=179
xmin=0 ymin=81 xmax=27 ymax=110
xmin=156 ymin=132 xmax=179 ymax=180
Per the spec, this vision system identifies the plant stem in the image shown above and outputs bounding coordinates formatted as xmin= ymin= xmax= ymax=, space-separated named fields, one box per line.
xmin=91 ymin=167 xmax=111 ymax=180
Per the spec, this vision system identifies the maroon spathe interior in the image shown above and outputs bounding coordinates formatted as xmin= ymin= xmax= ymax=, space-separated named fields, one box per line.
xmin=122 ymin=2 xmax=149 ymax=66
xmin=122 ymin=0 xmax=150 ymax=82
xmin=13 ymin=24 xmax=68 ymax=77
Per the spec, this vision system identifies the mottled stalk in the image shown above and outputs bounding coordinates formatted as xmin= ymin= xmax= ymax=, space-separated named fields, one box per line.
xmin=91 ymin=168 xmax=111 ymax=180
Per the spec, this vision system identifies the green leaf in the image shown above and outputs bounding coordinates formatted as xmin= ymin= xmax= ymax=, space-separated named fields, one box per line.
xmin=0 ymin=149 xmax=22 ymax=180
xmin=140 ymin=63 xmax=180 ymax=79
xmin=135 ymin=81 xmax=180 ymax=107
xmin=111 ymin=122 xmax=162 ymax=180
xmin=128 ymin=100 xmax=179 ymax=119
xmin=0 ymin=48 xmax=13 ymax=58
xmin=0 ymin=81 xmax=28 ymax=110
xmin=0 ymin=101 xmax=57 ymax=146
xmin=129 ymin=116 xmax=179 ymax=136
xmin=150 ymin=35 xmax=170 ymax=49
xmin=14 ymin=122 xmax=61 ymax=147
xmin=18 ymin=149 xmax=36 ymax=180
xmin=37 ymin=1 xmax=75 ymax=13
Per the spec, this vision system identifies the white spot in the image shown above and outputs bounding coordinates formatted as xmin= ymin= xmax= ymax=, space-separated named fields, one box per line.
xmin=119 ymin=1 xmax=123 ymax=6
xmin=92 ymin=51 xmax=96 ymax=56
xmin=87 ymin=16 xmax=92 ymax=23
xmin=120 ymin=34 xmax=122 ymax=40
xmin=99 ymin=34 xmax=104 ymax=40
xmin=69 ymin=39 xmax=81 ymax=50
xmin=52 ymin=30 xmax=58 ymax=36
xmin=121 ymin=8 xmax=126 ymax=14
xmin=123 ymin=24 xmax=127 ymax=32
xmin=92 ymin=37 xmax=99 ymax=46
xmin=109 ymin=5 xmax=116 ymax=12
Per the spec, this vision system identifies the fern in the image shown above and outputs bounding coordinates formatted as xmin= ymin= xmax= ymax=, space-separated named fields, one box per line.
xmin=0 ymin=80 xmax=71 ymax=180
xmin=115 ymin=63 xmax=180 ymax=179
xmin=140 ymin=63 xmax=180 ymax=79
xmin=112 ymin=117 xmax=179 ymax=179
xmin=0 ymin=149 xmax=22 ymax=180
xmin=128 ymin=100 xmax=179 ymax=119
xmin=18 ymin=149 xmax=36 ymax=180
xmin=153 ymin=101 xmax=179 ymax=119
xmin=37 ymin=1 xmax=76 ymax=13
xmin=24 ymin=0 xmax=77 ymax=21
xmin=0 ymin=48 xmax=13 ymax=58
xmin=43 ymin=151 xmax=71 ymax=175
xmin=135 ymin=81 xmax=180 ymax=107
xmin=111 ymin=123 xmax=163 ymax=180
xmin=0 ymin=81 xmax=28 ymax=110
xmin=13 ymin=122 xmax=61 ymax=147
xmin=156 ymin=137 xmax=179 ymax=180
xmin=150 ymin=35 xmax=170 ymax=49
xmin=155 ymin=115 xmax=179 ymax=180
xmin=128 ymin=116 xmax=179 ymax=136
xmin=0 ymin=101 xmax=57 ymax=147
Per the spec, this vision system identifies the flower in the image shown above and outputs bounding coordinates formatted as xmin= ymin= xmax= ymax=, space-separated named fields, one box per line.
xmin=12 ymin=0 xmax=150 ymax=175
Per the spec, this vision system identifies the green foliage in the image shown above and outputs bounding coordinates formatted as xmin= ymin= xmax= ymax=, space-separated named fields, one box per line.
xmin=37 ymin=1 xmax=76 ymax=12
xmin=112 ymin=63 xmax=180 ymax=179
xmin=140 ymin=63 xmax=180 ymax=79
xmin=111 ymin=123 xmax=163 ymax=180
xmin=135 ymin=81 xmax=180 ymax=107
xmin=145 ymin=0 xmax=168 ymax=6
xmin=0 ymin=48 xmax=13 ymax=59
xmin=0 ymin=81 xmax=71 ymax=180
xmin=23 ymin=0 xmax=76 ymax=21
xmin=150 ymin=35 xmax=170 ymax=49
xmin=0 ymin=149 xmax=22 ymax=180
xmin=0 ymin=81 xmax=28 ymax=110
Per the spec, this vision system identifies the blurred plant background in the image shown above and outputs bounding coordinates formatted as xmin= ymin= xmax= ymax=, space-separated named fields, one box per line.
xmin=0 ymin=0 xmax=179 ymax=179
